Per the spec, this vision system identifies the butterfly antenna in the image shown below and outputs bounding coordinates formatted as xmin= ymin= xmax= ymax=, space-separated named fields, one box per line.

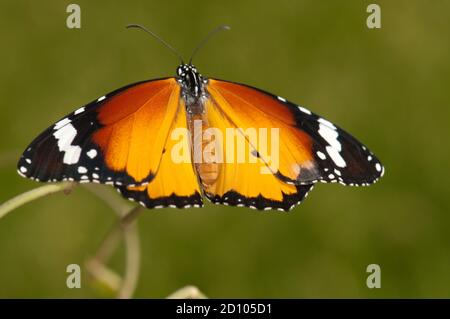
xmin=126 ymin=24 xmax=184 ymax=64
xmin=189 ymin=25 xmax=231 ymax=65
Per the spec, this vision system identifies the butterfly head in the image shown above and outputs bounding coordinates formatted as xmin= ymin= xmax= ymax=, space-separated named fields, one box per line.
xmin=177 ymin=64 xmax=206 ymax=106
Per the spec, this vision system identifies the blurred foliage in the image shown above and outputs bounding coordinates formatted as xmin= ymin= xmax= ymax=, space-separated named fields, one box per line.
xmin=0 ymin=0 xmax=449 ymax=298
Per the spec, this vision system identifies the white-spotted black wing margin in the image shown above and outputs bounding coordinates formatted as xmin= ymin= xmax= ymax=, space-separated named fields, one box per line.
xmin=275 ymin=96 xmax=384 ymax=187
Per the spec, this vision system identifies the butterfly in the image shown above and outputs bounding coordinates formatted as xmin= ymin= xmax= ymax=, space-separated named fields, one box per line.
xmin=17 ymin=25 xmax=384 ymax=212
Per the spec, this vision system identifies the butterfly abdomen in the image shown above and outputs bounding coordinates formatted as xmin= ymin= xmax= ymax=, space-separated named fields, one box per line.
xmin=187 ymin=113 xmax=220 ymax=187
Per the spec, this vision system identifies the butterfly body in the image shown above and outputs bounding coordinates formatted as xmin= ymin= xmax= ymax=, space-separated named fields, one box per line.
xmin=18 ymin=62 xmax=384 ymax=211
xmin=176 ymin=64 xmax=222 ymax=188
xmin=177 ymin=64 xmax=207 ymax=110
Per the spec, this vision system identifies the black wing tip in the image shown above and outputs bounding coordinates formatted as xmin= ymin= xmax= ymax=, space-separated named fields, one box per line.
xmin=272 ymin=137 xmax=385 ymax=188
xmin=273 ymin=165 xmax=384 ymax=188
xmin=17 ymin=153 xmax=34 ymax=179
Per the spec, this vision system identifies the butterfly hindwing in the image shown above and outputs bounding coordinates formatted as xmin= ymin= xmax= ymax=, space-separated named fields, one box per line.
xmin=116 ymin=99 xmax=203 ymax=209
xmin=193 ymin=95 xmax=314 ymax=211
xmin=206 ymin=183 xmax=315 ymax=212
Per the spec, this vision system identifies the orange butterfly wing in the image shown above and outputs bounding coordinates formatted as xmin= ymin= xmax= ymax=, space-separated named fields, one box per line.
xmin=206 ymin=79 xmax=317 ymax=185
xmin=18 ymin=78 xmax=178 ymax=186
xmin=206 ymin=79 xmax=383 ymax=186
xmin=92 ymin=78 xmax=180 ymax=185
xmin=18 ymin=77 xmax=203 ymax=208
xmin=117 ymin=98 xmax=203 ymax=208
xmin=196 ymin=89 xmax=314 ymax=211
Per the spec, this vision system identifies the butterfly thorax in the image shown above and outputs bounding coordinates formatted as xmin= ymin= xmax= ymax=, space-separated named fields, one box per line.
xmin=176 ymin=64 xmax=207 ymax=113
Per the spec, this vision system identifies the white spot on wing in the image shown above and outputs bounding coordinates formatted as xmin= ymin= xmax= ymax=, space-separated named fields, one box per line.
xmin=74 ymin=107 xmax=85 ymax=115
xmin=316 ymin=151 xmax=326 ymax=160
xmin=20 ymin=166 xmax=27 ymax=173
xmin=318 ymin=123 xmax=340 ymax=149
xmin=97 ymin=96 xmax=106 ymax=102
xmin=318 ymin=122 xmax=346 ymax=168
xmin=277 ymin=96 xmax=286 ymax=102
xmin=54 ymin=118 xmax=71 ymax=130
xmin=326 ymin=146 xmax=346 ymax=168
xmin=375 ymin=163 xmax=382 ymax=172
xmin=318 ymin=117 xmax=336 ymax=129
xmin=299 ymin=106 xmax=312 ymax=115
xmin=53 ymin=123 xmax=81 ymax=165
xmin=78 ymin=166 xmax=87 ymax=174
xmin=87 ymin=149 xmax=97 ymax=159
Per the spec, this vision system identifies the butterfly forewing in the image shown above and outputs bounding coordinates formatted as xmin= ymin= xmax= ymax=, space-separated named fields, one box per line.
xmin=17 ymin=78 xmax=179 ymax=187
xmin=206 ymin=79 xmax=384 ymax=187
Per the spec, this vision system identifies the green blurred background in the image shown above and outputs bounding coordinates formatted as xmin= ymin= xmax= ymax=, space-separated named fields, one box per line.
xmin=1 ymin=0 xmax=449 ymax=298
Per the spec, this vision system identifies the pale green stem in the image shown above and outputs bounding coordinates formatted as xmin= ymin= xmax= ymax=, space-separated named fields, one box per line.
xmin=117 ymin=214 xmax=141 ymax=299
xmin=87 ymin=205 xmax=143 ymax=299
xmin=0 ymin=182 xmax=74 ymax=219
xmin=85 ymin=258 xmax=122 ymax=293
xmin=166 ymin=285 xmax=208 ymax=299
xmin=83 ymin=184 xmax=131 ymax=264
xmin=0 ymin=179 xmax=143 ymax=299
xmin=83 ymin=184 xmax=132 ymax=216
xmin=88 ymin=225 xmax=123 ymax=265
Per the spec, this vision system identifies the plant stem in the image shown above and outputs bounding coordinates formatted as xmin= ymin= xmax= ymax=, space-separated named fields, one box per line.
xmin=83 ymin=184 xmax=131 ymax=216
xmin=87 ymin=205 xmax=143 ymax=299
xmin=0 ymin=182 xmax=74 ymax=219
xmin=90 ymin=224 xmax=123 ymax=265
xmin=85 ymin=258 xmax=122 ymax=293
xmin=1 ymin=180 xmax=145 ymax=299
xmin=166 ymin=285 xmax=208 ymax=299
xmin=118 ymin=216 xmax=141 ymax=299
